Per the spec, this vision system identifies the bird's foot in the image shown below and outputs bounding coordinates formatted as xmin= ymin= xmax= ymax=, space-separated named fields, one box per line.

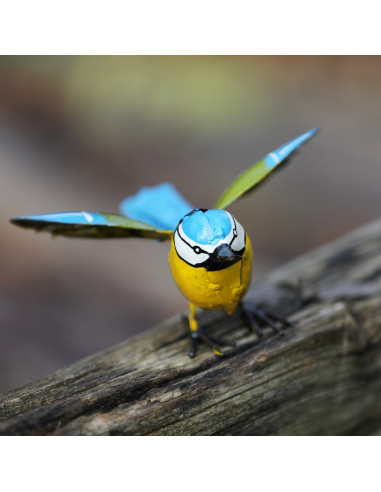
xmin=187 ymin=326 xmax=236 ymax=358
xmin=240 ymin=302 xmax=295 ymax=337
xmin=185 ymin=303 xmax=236 ymax=358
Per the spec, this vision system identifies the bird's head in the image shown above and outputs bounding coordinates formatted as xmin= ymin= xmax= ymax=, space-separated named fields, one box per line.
xmin=173 ymin=209 xmax=246 ymax=271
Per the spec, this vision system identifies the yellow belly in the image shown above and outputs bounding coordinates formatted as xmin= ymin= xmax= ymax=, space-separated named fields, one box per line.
xmin=169 ymin=235 xmax=253 ymax=315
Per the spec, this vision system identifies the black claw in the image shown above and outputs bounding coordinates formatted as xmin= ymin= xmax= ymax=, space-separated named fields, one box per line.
xmin=248 ymin=314 xmax=264 ymax=336
xmin=198 ymin=332 xmax=225 ymax=356
xmin=241 ymin=304 xmax=263 ymax=336
xmin=256 ymin=310 xmax=284 ymax=335
xmin=255 ymin=325 xmax=264 ymax=337
xmin=186 ymin=301 xmax=294 ymax=358
xmin=188 ymin=329 xmax=236 ymax=357
xmin=208 ymin=335 xmax=236 ymax=347
xmin=240 ymin=302 xmax=293 ymax=337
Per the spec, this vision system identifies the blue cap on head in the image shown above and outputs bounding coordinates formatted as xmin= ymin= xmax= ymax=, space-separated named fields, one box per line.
xmin=182 ymin=209 xmax=232 ymax=246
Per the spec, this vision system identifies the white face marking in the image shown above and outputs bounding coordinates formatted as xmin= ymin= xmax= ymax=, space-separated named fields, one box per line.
xmin=174 ymin=211 xmax=246 ymax=267
xmin=177 ymin=213 xmax=236 ymax=254
xmin=174 ymin=229 xmax=210 ymax=266
xmin=230 ymin=219 xmax=245 ymax=252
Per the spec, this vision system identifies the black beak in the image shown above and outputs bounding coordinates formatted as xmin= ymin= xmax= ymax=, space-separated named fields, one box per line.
xmin=215 ymin=243 xmax=238 ymax=261
xmin=202 ymin=243 xmax=243 ymax=272
xmin=212 ymin=243 xmax=241 ymax=267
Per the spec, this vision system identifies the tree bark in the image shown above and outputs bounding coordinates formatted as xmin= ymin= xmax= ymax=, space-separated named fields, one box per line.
xmin=1 ymin=219 xmax=381 ymax=435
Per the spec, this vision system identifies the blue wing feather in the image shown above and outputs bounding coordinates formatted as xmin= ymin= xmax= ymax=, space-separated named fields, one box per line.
xmin=119 ymin=182 xmax=193 ymax=231
xmin=264 ymin=127 xmax=319 ymax=170
xmin=16 ymin=211 xmax=110 ymax=225
xmin=10 ymin=211 xmax=172 ymax=240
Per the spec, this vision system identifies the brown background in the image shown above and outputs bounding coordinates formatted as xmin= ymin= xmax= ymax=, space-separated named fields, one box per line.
xmin=1 ymin=56 xmax=380 ymax=393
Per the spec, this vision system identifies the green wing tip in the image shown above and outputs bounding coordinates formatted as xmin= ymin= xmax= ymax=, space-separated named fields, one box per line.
xmin=214 ymin=127 xmax=320 ymax=210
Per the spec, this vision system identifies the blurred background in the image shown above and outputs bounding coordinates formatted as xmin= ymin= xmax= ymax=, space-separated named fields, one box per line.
xmin=0 ymin=55 xmax=380 ymax=393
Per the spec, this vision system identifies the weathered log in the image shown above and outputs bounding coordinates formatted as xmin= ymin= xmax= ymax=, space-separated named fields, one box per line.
xmin=1 ymin=219 xmax=381 ymax=435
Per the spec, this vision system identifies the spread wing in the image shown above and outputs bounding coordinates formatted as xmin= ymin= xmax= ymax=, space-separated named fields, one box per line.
xmin=10 ymin=211 xmax=172 ymax=240
xmin=213 ymin=128 xmax=319 ymax=210
xmin=119 ymin=182 xmax=193 ymax=231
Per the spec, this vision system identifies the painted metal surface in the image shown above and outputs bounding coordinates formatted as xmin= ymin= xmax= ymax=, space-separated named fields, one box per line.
xmin=10 ymin=128 xmax=318 ymax=356
xmin=10 ymin=212 xmax=172 ymax=240
xmin=119 ymin=182 xmax=193 ymax=231
xmin=214 ymin=127 xmax=318 ymax=210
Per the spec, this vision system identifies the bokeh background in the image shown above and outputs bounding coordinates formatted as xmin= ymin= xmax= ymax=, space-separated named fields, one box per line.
xmin=1 ymin=55 xmax=380 ymax=393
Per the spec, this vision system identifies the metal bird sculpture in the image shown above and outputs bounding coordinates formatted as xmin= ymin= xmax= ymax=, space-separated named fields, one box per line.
xmin=11 ymin=128 xmax=318 ymax=357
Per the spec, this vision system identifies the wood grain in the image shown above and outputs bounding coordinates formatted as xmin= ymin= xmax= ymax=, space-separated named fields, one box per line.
xmin=1 ymin=219 xmax=381 ymax=435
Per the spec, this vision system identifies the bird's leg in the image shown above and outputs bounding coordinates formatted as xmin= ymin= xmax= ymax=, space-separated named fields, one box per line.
xmin=239 ymin=301 xmax=294 ymax=337
xmin=187 ymin=302 xmax=235 ymax=358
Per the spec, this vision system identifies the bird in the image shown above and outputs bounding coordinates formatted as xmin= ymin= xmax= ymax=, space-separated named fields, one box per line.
xmin=10 ymin=128 xmax=318 ymax=357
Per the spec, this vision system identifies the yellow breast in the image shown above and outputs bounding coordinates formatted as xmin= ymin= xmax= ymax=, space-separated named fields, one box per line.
xmin=169 ymin=235 xmax=253 ymax=315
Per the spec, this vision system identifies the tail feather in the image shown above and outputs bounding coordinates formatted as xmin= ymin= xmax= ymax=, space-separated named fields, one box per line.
xmin=119 ymin=183 xmax=193 ymax=231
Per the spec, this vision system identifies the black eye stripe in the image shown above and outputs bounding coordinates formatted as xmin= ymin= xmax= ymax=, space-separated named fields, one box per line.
xmin=176 ymin=214 xmax=243 ymax=259
xmin=193 ymin=246 xmax=205 ymax=254
xmin=174 ymin=216 xmax=246 ymax=270
xmin=176 ymin=227 xmax=210 ymax=256
xmin=178 ymin=217 xmax=239 ymax=250
xmin=229 ymin=218 xmax=238 ymax=246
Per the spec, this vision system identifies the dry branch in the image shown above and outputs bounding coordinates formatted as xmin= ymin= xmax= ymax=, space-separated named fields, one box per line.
xmin=1 ymin=219 xmax=381 ymax=435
